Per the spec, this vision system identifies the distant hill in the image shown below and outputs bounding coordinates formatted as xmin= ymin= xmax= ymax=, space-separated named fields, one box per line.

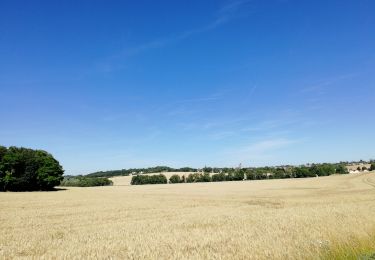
xmin=85 ymin=166 xmax=197 ymax=178
xmin=83 ymin=159 xmax=375 ymax=178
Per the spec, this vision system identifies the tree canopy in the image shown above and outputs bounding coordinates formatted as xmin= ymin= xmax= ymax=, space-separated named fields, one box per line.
xmin=0 ymin=146 xmax=64 ymax=191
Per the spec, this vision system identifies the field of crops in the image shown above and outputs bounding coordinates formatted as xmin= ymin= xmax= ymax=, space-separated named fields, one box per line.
xmin=1 ymin=172 xmax=375 ymax=259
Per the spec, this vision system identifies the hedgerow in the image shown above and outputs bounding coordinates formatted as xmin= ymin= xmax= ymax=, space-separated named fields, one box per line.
xmin=128 ymin=164 xmax=357 ymax=186
xmin=131 ymin=174 xmax=167 ymax=185
xmin=60 ymin=176 xmax=113 ymax=187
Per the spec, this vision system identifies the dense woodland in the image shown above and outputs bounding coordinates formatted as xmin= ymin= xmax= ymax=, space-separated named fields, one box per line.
xmin=0 ymin=146 xmax=64 ymax=191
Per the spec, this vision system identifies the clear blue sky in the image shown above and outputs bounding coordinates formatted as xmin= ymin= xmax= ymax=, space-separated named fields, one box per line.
xmin=1 ymin=0 xmax=374 ymax=175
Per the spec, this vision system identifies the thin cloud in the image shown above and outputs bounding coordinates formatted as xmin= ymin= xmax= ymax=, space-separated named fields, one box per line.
xmin=92 ymin=1 xmax=253 ymax=73
xmin=242 ymin=138 xmax=296 ymax=153
xmin=113 ymin=0 xmax=252 ymax=58
xmin=222 ymin=138 xmax=299 ymax=166
xmin=301 ymin=72 xmax=360 ymax=93
xmin=177 ymin=96 xmax=221 ymax=103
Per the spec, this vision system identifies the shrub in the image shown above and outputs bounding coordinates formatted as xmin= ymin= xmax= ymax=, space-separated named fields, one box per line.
xmin=362 ymin=166 xmax=367 ymax=171
xmin=212 ymin=173 xmax=226 ymax=182
xmin=273 ymin=168 xmax=284 ymax=179
xmin=169 ymin=174 xmax=181 ymax=184
xmin=186 ymin=173 xmax=196 ymax=183
xmin=131 ymin=174 xmax=167 ymax=185
xmin=233 ymin=171 xmax=245 ymax=181
xmin=293 ymin=167 xmax=314 ymax=178
xmin=225 ymin=172 xmax=234 ymax=181
xmin=370 ymin=163 xmax=375 ymax=171
xmin=246 ymin=171 xmax=256 ymax=180
xmin=60 ymin=177 xmax=113 ymax=187
xmin=310 ymin=164 xmax=336 ymax=177
xmin=258 ymin=174 xmax=268 ymax=179
xmin=186 ymin=173 xmax=211 ymax=183
xmin=199 ymin=173 xmax=212 ymax=182
xmin=336 ymin=164 xmax=349 ymax=174
xmin=0 ymin=146 xmax=64 ymax=191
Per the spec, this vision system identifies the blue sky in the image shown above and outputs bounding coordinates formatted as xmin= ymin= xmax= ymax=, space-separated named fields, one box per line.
xmin=1 ymin=0 xmax=374 ymax=175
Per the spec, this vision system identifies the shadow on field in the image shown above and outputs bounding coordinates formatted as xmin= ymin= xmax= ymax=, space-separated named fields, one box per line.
xmin=0 ymin=187 xmax=68 ymax=192
xmin=51 ymin=187 xmax=68 ymax=191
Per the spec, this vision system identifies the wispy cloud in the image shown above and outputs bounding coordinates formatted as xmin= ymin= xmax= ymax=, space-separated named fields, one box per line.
xmin=222 ymin=138 xmax=300 ymax=166
xmin=155 ymin=90 xmax=226 ymax=117
xmin=298 ymin=72 xmax=361 ymax=112
xmin=176 ymin=96 xmax=221 ymax=103
xmin=300 ymin=72 xmax=360 ymax=93
xmin=241 ymin=138 xmax=296 ymax=153
xmin=100 ymin=0 xmax=252 ymax=65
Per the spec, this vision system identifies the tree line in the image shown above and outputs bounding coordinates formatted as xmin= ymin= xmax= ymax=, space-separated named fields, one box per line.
xmin=87 ymin=162 xmax=375 ymax=179
xmin=2 ymin=145 xmax=374 ymax=190
xmin=86 ymin=166 xmax=197 ymax=178
xmin=130 ymin=174 xmax=168 ymax=185
xmin=131 ymin=163 xmax=356 ymax=185
xmin=60 ymin=176 xmax=113 ymax=187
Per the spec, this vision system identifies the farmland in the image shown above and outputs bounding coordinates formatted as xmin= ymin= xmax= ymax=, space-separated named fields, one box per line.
xmin=1 ymin=172 xmax=375 ymax=259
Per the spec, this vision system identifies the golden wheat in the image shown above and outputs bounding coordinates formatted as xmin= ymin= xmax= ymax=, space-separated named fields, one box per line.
xmin=1 ymin=172 xmax=375 ymax=259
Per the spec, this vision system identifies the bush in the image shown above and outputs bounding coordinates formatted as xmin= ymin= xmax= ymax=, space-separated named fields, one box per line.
xmin=273 ymin=168 xmax=284 ymax=179
xmin=293 ymin=167 xmax=314 ymax=178
xmin=257 ymin=173 xmax=267 ymax=180
xmin=310 ymin=164 xmax=336 ymax=177
xmin=225 ymin=172 xmax=234 ymax=181
xmin=212 ymin=173 xmax=226 ymax=182
xmin=131 ymin=174 xmax=167 ymax=185
xmin=245 ymin=171 xmax=255 ymax=180
xmin=370 ymin=163 xmax=375 ymax=171
xmin=200 ymin=173 xmax=212 ymax=182
xmin=336 ymin=164 xmax=349 ymax=174
xmin=233 ymin=171 xmax=245 ymax=181
xmin=186 ymin=173 xmax=211 ymax=183
xmin=169 ymin=174 xmax=181 ymax=184
xmin=60 ymin=176 xmax=113 ymax=187
xmin=0 ymin=146 xmax=64 ymax=191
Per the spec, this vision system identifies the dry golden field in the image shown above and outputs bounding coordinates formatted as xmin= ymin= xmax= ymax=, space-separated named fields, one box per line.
xmin=1 ymin=172 xmax=375 ymax=259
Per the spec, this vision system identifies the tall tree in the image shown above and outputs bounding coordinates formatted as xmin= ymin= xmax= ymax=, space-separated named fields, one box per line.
xmin=0 ymin=146 xmax=64 ymax=191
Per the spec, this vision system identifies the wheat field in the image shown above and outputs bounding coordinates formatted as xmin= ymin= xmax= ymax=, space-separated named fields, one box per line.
xmin=1 ymin=172 xmax=375 ymax=259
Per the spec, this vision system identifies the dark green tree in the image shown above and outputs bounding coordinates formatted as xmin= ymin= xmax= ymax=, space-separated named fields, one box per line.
xmin=293 ymin=167 xmax=314 ymax=178
xmin=335 ymin=164 xmax=348 ymax=174
xmin=309 ymin=164 xmax=336 ymax=177
xmin=232 ymin=170 xmax=245 ymax=181
xmin=212 ymin=173 xmax=226 ymax=182
xmin=0 ymin=146 xmax=64 ymax=191
xmin=169 ymin=174 xmax=181 ymax=184
xmin=199 ymin=173 xmax=212 ymax=182
xmin=130 ymin=174 xmax=167 ymax=185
